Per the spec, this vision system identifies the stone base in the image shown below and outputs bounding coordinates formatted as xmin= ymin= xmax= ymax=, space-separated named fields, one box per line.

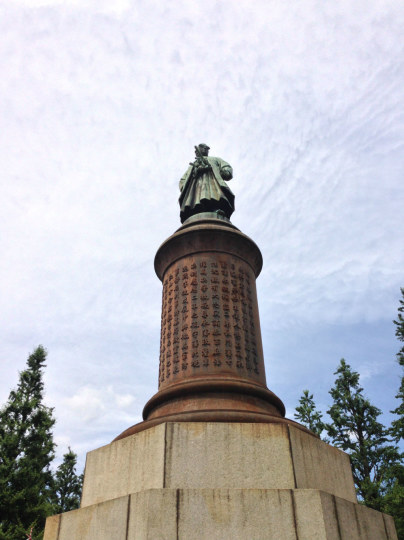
xmin=44 ymin=423 xmax=398 ymax=539
xmin=45 ymin=488 xmax=397 ymax=540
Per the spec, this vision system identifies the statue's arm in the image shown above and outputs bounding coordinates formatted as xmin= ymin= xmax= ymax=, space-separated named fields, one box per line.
xmin=218 ymin=158 xmax=233 ymax=181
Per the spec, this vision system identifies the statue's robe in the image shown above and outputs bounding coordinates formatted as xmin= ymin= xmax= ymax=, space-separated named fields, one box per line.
xmin=179 ymin=156 xmax=235 ymax=223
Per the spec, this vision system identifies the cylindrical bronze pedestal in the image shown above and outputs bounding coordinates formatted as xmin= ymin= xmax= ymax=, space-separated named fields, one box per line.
xmin=146 ymin=217 xmax=285 ymax=418
xmin=114 ymin=217 xmax=314 ymax=441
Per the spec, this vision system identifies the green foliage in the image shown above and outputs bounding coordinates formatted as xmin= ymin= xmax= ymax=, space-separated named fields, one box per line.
xmin=294 ymin=389 xmax=325 ymax=438
xmin=0 ymin=346 xmax=56 ymax=539
xmin=391 ymin=288 xmax=404 ymax=442
xmin=52 ymin=448 xmax=83 ymax=513
xmin=379 ymin=463 xmax=404 ymax=539
xmin=325 ymin=359 xmax=402 ymax=509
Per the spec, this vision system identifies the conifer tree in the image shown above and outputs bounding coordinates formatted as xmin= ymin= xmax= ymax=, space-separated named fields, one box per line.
xmin=325 ymin=359 xmax=401 ymax=509
xmin=294 ymin=389 xmax=325 ymax=438
xmin=52 ymin=448 xmax=83 ymax=513
xmin=391 ymin=288 xmax=404 ymax=442
xmin=0 ymin=346 xmax=55 ymax=539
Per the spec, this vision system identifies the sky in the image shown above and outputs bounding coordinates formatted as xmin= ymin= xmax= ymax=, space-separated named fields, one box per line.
xmin=1 ymin=0 xmax=403 ymax=471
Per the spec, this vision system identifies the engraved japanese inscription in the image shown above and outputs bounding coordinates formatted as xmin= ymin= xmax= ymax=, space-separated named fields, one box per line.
xmin=158 ymin=253 xmax=261 ymax=387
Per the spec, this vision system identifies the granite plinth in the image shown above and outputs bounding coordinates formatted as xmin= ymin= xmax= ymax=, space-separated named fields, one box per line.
xmin=82 ymin=423 xmax=356 ymax=509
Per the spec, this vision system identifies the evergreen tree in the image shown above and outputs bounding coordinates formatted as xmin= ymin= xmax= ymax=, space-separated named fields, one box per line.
xmin=325 ymin=359 xmax=402 ymax=509
xmin=294 ymin=389 xmax=325 ymax=438
xmin=52 ymin=448 xmax=83 ymax=513
xmin=0 ymin=346 xmax=55 ymax=539
xmin=391 ymin=288 xmax=404 ymax=442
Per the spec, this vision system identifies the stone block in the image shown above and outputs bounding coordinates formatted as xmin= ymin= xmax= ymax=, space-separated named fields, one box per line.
xmin=128 ymin=489 xmax=178 ymax=539
xmin=289 ymin=425 xmax=357 ymax=502
xmin=293 ymin=490 xmax=333 ymax=539
xmin=43 ymin=514 xmax=60 ymax=540
xmin=383 ymin=513 xmax=399 ymax=540
xmin=164 ymin=422 xmax=295 ymax=490
xmin=81 ymin=423 xmax=166 ymax=507
xmin=59 ymin=496 xmax=129 ymax=540
xmin=175 ymin=488 xmax=297 ymax=540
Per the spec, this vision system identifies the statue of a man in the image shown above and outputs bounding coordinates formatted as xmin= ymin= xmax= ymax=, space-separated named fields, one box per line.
xmin=179 ymin=144 xmax=235 ymax=223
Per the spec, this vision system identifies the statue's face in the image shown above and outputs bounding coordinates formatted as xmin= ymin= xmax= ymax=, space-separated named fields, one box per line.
xmin=198 ymin=145 xmax=209 ymax=156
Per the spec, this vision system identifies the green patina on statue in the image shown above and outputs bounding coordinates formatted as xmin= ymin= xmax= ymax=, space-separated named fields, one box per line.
xmin=179 ymin=144 xmax=235 ymax=223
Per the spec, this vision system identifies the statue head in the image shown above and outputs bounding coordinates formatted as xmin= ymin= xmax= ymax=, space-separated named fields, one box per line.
xmin=196 ymin=143 xmax=210 ymax=157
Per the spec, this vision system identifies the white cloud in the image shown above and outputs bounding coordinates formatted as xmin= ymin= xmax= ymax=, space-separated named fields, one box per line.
xmin=65 ymin=386 xmax=106 ymax=422
xmin=116 ymin=394 xmax=134 ymax=408
xmin=357 ymin=361 xmax=385 ymax=382
xmin=11 ymin=0 xmax=131 ymax=15
xmin=64 ymin=385 xmax=135 ymax=423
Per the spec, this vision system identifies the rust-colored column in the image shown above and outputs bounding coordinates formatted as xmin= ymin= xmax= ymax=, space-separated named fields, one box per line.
xmin=115 ymin=217 xmax=312 ymax=441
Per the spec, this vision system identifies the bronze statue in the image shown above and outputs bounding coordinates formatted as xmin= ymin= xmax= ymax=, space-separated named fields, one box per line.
xmin=179 ymin=144 xmax=235 ymax=223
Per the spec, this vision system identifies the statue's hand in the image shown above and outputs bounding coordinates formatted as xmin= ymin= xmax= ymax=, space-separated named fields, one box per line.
xmin=195 ymin=163 xmax=209 ymax=176
xmin=221 ymin=169 xmax=232 ymax=180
